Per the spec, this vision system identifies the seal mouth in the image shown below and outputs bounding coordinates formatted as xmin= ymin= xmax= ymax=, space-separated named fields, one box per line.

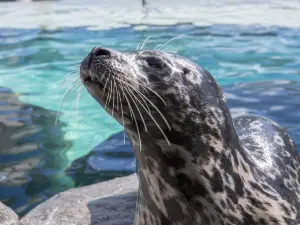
xmin=81 ymin=75 xmax=105 ymax=90
xmin=81 ymin=73 xmax=101 ymax=87
xmin=82 ymin=76 xmax=92 ymax=84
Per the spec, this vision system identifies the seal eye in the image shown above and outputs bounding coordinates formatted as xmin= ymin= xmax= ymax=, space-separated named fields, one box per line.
xmin=145 ymin=57 xmax=164 ymax=70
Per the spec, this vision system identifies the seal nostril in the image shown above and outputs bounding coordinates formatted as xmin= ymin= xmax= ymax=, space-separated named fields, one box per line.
xmin=93 ymin=47 xmax=111 ymax=59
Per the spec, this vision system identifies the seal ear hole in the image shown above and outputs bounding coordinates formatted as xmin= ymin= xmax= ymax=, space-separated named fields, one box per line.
xmin=145 ymin=57 xmax=164 ymax=70
xmin=183 ymin=68 xmax=190 ymax=75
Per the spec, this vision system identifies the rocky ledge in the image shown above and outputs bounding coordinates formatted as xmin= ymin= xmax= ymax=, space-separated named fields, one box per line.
xmin=1 ymin=174 xmax=138 ymax=225
xmin=0 ymin=202 xmax=18 ymax=225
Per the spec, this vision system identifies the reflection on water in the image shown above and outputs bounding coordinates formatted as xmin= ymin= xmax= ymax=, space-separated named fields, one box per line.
xmin=0 ymin=87 xmax=72 ymax=215
xmin=0 ymin=23 xmax=299 ymax=216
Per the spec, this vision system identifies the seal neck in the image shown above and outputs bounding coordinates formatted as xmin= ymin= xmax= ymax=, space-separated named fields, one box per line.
xmin=129 ymin=94 xmax=252 ymax=224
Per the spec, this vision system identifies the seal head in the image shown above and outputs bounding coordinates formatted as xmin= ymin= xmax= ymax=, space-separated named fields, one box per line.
xmin=80 ymin=47 xmax=300 ymax=225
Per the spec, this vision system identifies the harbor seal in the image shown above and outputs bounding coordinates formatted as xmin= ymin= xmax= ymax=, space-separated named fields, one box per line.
xmin=80 ymin=47 xmax=300 ymax=225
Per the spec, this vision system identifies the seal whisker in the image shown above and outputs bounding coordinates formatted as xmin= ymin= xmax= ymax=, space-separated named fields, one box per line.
xmin=137 ymin=81 xmax=167 ymax=105
xmin=154 ymin=44 xmax=163 ymax=50
xmin=73 ymin=81 xmax=84 ymax=92
xmin=70 ymin=78 xmax=83 ymax=92
xmin=130 ymin=85 xmax=151 ymax=113
xmin=96 ymin=71 xmax=107 ymax=83
xmin=114 ymin=78 xmax=119 ymax=111
xmin=116 ymin=77 xmax=171 ymax=131
xmin=109 ymin=81 xmax=115 ymax=116
xmin=122 ymin=84 xmax=148 ymax=132
xmin=120 ymin=83 xmax=142 ymax=151
xmin=126 ymin=77 xmax=167 ymax=106
xmin=120 ymin=83 xmax=134 ymax=121
xmin=136 ymin=43 xmax=142 ymax=51
xmin=105 ymin=79 xmax=113 ymax=110
xmin=128 ymin=87 xmax=170 ymax=145
xmin=157 ymin=35 xmax=185 ymax=50
xmin=62 ymin=78 xmax=81 ymax=93
xmin=111 ymin=78 xmax=116 ymax=116
xmin=115 ymin=82 xmax=126 ymax=144
xmin=55 ymin=79 xmax=82 ymax=125
xmin=142 ymin=40 xmax=157 ymax=50
xmin=63 ymin=70 xmax=79 ymax=79
xmin=118 ymin=76 xmax=151 ymax=112
xmin=101 ymin=74 xmax=110 ymax=95
xmin=129 ymin=76 xmax=150 ymax=97
xmin=93 ymin=73 xmax=112 ymax=111
xmin=127 ymin=87 xmax=151 ymax=116
xmin=122 ymin=83 xmax=151 ymax=115
xmin=137 ymin=36 xmax=153 ymax=50
xmin=108 ymin=77 xmax=114 ymax=109
xmin=116 ymin=77 xmax=170 ymax=145
xmin=75 ymin=86 xmax=84 ymax=122
xmin=140 ymin=36 xmax=153 ymax=50
xmin=58 ymin=74 xmax=80 ymax=93
xmin=93 ymin=71 xmax=105 ymax=86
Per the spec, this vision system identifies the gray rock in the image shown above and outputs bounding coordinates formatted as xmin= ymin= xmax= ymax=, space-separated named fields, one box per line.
xmin=0 ymin=202 xmax=19 ymax=225
xmin=20 ymin=173 xmax=138 ymax=225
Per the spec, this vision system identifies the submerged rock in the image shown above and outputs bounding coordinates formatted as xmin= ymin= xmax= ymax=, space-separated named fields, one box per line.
xmin=66 ymin=132 xmax=135 ymax=186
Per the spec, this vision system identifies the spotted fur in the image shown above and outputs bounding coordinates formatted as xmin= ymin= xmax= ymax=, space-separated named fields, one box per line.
xmin=80 ymin=48 xmax=300 ymax=225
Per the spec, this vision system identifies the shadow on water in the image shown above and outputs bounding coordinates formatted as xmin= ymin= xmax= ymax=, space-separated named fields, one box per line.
xmin=0 ymin=87 xmax=72 ymax=216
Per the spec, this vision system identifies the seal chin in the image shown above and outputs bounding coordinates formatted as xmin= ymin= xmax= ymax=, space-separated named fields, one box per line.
xmin=81 ymin=74 xmax=104 ymax=101
xmin=85 ymin=81 xmax=104 ymax=105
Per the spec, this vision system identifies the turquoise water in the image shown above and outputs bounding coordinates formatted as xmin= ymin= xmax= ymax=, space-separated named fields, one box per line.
xmin=0 ymin=24 xmax=299 ymax=215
